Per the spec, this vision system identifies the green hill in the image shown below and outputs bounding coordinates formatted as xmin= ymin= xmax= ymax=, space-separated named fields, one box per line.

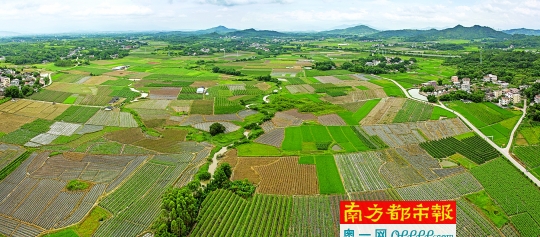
xmin=319 ymin=25 xmax=379 ymax=36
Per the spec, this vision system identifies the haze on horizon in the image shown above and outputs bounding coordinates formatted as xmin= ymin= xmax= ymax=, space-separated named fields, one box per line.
xmin=1 ymin=0 xmax=539 ymax=34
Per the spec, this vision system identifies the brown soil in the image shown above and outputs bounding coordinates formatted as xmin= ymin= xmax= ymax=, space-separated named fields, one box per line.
xmin=254 ymin=157 xmax=319 ymax=195
xmin=190 ymin=81 xmax=218 ymax=88
xmin=104 ymin=128 xmax=146 ymax=144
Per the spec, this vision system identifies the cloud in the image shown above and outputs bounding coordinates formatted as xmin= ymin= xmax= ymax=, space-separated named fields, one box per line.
xmin=197 ymin=0 xmax=290 ymax=6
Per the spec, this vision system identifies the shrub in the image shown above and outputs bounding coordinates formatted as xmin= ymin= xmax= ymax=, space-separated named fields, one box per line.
xmin=66 ymin=180 xmax=90 ymax=191
xmin=210 ymin=123 xmax=226 ymax=136
xmin=316 ymin=141 xmax=332 ymax=150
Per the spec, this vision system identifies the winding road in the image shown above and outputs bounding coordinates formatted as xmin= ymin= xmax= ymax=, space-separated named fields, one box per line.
xmin=379 ymin=76 xmax=540 ymax=187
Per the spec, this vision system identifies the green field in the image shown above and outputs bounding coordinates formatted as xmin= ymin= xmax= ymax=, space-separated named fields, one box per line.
xmin=236 ymin=143 xmax=282 ymax=156
xmin=369 ymin=79 xmax=406 ymax=97
xmin=282 ymin=126 xmax=371 ymax=153
xmin=338 ymin=99 xmax=380 ymax=125
xmin=313 ymin=155 xmax=345 ymax=194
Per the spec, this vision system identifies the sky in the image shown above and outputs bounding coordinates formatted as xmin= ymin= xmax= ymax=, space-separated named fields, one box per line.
xmin=1 ymin=0 xmax=540 ymax=34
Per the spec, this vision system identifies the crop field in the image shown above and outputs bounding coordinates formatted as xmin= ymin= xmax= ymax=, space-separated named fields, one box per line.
xmin=0 ymin=99 xmax=69 ymax=120
xmin=317 ymin=114 xmax=347 ymax=126
xmin=368 ymin=79 xmax=406 ymax=97
xmin=322 ymin=88 xmax=387 ymax=104
xmin=456 ymin=198 xmax=504 ymax=237
xmin=0 ymin=152 xmax=149 ymax=233
xmin=397 ymin=172 xmax=483 ymax=200
xmin=392 ymin=100 xmax=433 ymax=123
xmin=513 ymin=146 xmax=540 ymax=171
xmin=313 ymin=155 xmax=345 ymax=194
xmin=361 ymin=97 xmax=407 ymax=125
xmin=148 ymin=87 xmax=181 ymax=100
xmin=337 ymin=99 xmax=380 ymax=125
xmin=125 ymin=99 xmax=171 ymax=110
xmin=193 ymin=122 xmax=241 ymax=133
xmin=191 ymin=190 xmax=292 ymax=237
xmin=431 ymin=106 xmax=457 ymax=120
xmin=0 ymin=144 xmax=26 ymax=171
xmin=395 ymin=145 xmax=441 ymax=181
xmin=97 ymin=159 xmax=190 ymax=237
xmin=86 ymin=109 xmax=138 ymax=127
xmin=28 ymin=89 xmax=72 ymax=103
xmin=254 ymin=128 xmax=285 ymax=147
xmin=420 ymin=135 xmax=500 ymax=164
xmin=363 ymin=118 xmax=470 ymax=147
xmin=285 ymin=84 xmax=315 ymax=94
xmin=447 ymin=101 xmax=519 ymax=128
xmin=254 ymin=157 xmax=319 ymax=195
xmin=471 ymin=158 xmax=540 ymax=236
xmin=282 ymin=125 xmax=371 ymax=152
xmin=190 ymin=100 xmax=214 ymax=115
xmin=377 ymin=148 xmax=427 ymax=187
xmin=0 ymin=112 xmax=36 ymax=133
xmin=335 ymin=152 xmax=390 ymax=192
xmin=289 ymin=196 xmax=336 ymax=237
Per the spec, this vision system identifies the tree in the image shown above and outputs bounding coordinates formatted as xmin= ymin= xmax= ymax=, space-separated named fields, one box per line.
xmin=437 ymin=79 xmax=443 ymax=86
xmin=153 ymin=187 xmax=198 ymax=237
xmin=427 ymin=95 xmax=438 ymax=103
xmin=209 ymin=123 xmax=226 ymax=136
xmin=421 ymin=86 xmax=435 ymax=93
xmin=21 ymin=85 xmax=33 ymax=96
xmin=4 ymin=86 xmax=21 ymax=98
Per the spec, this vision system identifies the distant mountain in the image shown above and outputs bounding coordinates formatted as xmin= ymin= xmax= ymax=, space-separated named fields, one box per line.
xmin=226 ymin=28 xmax=286 ymax=37
xmin=365 ymin=25 xmax=509 ymax=40
xmin=319 ymin=25 xmax=379 ymax=36
xmin=503 ymin=28 xmax=540 ymax=36
xmin=0 ymin=31 xmax=20 ymax=37
xmin=193 ymin=26 xmax=237 ymax=35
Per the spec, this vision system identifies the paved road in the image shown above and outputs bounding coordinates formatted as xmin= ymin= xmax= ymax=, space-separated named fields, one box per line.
xmin=379 ymin=76 xmax=540 ymax=187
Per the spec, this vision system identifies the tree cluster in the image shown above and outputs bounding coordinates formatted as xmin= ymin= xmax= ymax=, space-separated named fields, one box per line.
xmin=524 ymin=83 xmax=540 ymax=99
xmin=153 ymin=163 xmax=256 ymax=237
xmin=211 ymin=66 xmax=242 ymax=76
xmin=341 ymin=56 xmax=415 ymax=74
xmin=528 ymin=104 xmax=540 ymax=122
xmin=313 ymin=61 xmax=336 ymax=71
xmin=444 ymin=50 xmax=540 ymax=85
xmin=439 ymin=90 xmax=485 ymax=103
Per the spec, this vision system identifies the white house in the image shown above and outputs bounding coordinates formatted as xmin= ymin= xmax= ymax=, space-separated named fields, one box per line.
xmin=499 ymin=97 xmax=511 ymax=106
xmin=501 ymin=82 xmax=510 ymax=88
xmin=10 ymin=79 xmax=19 ymax=87
xmin=513 ymin=94 xmax=522 ymax=104
xmin=535 ymin=95 xmax=540 ymax=104
xmin=196 ymin=87 xmax=206 ymax=94
xmin=461 ymin=84 xmax=471 ymax=91
xmin=462 ymin=78 xmax=471 ymax=85
xmin=483 ymin=75 xmax=491 ymax=82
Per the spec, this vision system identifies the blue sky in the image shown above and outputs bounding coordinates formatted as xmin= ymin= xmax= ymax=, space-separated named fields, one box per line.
xmin=1 ymin=0 xmax=539 ymax=34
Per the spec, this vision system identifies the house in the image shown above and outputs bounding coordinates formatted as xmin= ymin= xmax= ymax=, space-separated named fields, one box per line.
xmin=104 ymin=106 xmax=113 ymax=111
xmin=494 ymin=90 xmax=503 ymax=98
xmin=428 ymin=81 xmax=438 ymax=87
xmin=499 ymin=97 xmax=511 ymax=106
xmin=501 ymin=82 xmax=509 ymax=88
xmin=365 ymin=60 xmax=380 ymax=66
xmin=510 ymin=88 xmax=520 ymax=94
xmin=462 ymin=78 xmax=471 ymax=85
xmin=520 ymin=85 xmax=529 ymax=90
xmin=461 ymin=84 xmax=471 ymax=91
xmin=0 ymin=77 xmax=9 ymax=88
xmin=491 ymin=75 xmax=498 ymax=83
xmin=513 ymin=94 xmax=522 ymax=104
xmin=535 ymin=95 xmax=540 ymax=104
xmin=112 ymin=66 xmax=126 ymax=71
xmin=196 ymin=87 xmax=206 ymax=94
xmin=451 ymin=76 xmax=459 ymax=83
xmin=10 ymin=79 xmax=19 ymax=87
xmin=483 ymin=75 xmax=491 ymax=82
xmin=39 ymin=78 xmax=45 ymax=85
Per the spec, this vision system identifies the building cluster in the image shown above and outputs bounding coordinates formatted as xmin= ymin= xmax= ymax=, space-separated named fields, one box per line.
xmin=0 ymin=69 xmax=47 ymax=95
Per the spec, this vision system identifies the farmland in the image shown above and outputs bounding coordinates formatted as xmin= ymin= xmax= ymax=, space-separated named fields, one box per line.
xmin=0 ymin=31 xmax=537 ymax=237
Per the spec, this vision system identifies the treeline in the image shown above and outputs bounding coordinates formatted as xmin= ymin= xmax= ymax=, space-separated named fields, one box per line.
xmin=211 ymin=66 xmax=242 ymax=76
xmin=429 ymin=43 xmax=465 ymax=51
xmin=341 ymin=56 xmax=416 ymax=74
xmin=439 ymin=90 xmax=485 ymax=103
xmin=0 ymin=38 xmax=135 ymax=65
xmin=153 ymin=163 xmax=255 ymax=236
xmin=443 ymin=50 xmax=540 ymax=85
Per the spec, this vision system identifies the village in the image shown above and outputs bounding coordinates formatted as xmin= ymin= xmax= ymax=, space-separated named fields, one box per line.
xmin=0 ymin=68 xmax=48 ymax=96
xmin=418 ymin=73 xmax=540 ymax=107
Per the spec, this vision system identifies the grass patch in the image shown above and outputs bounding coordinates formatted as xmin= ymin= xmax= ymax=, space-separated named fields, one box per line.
xmin=44 ymin=206 xmax=111 ymax=237
xmin=55 ymin=106 xmax=100 ymax=123
xmin=63 ymin=95 xmax=78 ymax=104
xmin=454 ymin=132 xmax=475 ymax=140
xmin=369 ymin=79 xmax=406 ymax=97
xmin=430 ymin=107 xmax=457 ymax=120
xmin=298 ymin=156 xmax=315 ymax=164
xmin=66 ymin=180 xmax=91 ymax=191
xmin=465 ymin=190 xmax=509 ymax=228
xmin=338 ymin=99 xmax=381 ymax=125
xmin=314 ymin=155 xmax=345 ymax=194
xmin=236 ymin=143 xmax=282 ymax=156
